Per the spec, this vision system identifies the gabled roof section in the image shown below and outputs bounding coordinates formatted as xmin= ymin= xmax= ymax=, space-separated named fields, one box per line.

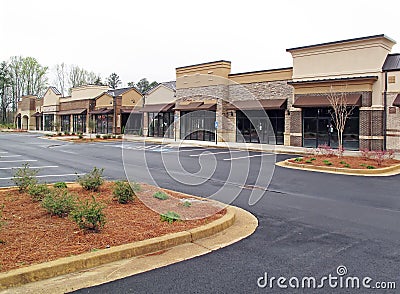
xmin=161 ymin=81 xmax=176 ymax=91
xmin=107 ymin=87 xmax=137 ymax=97
xmin=383 ymin=53 xmax=400 ymax=71
xmin=145 ymin=81 xmax=176 ymax=95
xmin=49 ymin=86 xmax=61 ymax=95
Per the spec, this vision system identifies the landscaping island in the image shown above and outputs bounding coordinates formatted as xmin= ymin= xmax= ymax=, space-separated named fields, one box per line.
xmin=0 ymin=168 xmax=226 ymax=273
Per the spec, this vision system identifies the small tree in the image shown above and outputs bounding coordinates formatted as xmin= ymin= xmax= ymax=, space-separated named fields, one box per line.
xmin=88 ymin=118 xmax=96 ymax=139
xmin=107 ymin=73 xmax=121 ymax=89
xmin=327 ymin=86 xmax=356 ymax=155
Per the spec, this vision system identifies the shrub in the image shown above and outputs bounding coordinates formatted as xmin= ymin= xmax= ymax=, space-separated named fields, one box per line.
xmin=77 ymin=167 xmax=104 ymax=191
xmin=71 ymin=132 xmax=75 ymax=136
xmin=360 ymin=148 xmax=373 ymax=160
xmin=305 ymin=160 xmax=312 ymax=164
xmin=294 ymin=157 xmax=303 ymax=162
xmin=70 ymin=197 xmax=106 ymax=231
xmin=12 ymin=163 xmax=38 ymax=193
xmin=323 ymin=160 xmax=332 ymax=166
xmin=182 ymin=201 xmax=191 ymax=208
xmin=96 ymin=134 xmax=101 ymax=139
xmin=153 ymin=191 xmax=169 ymax=200
xmin=339 ymin=161 xmax=346 ymax=165
xmin=160 ymin=211 xmax=181 ymax=224
xmin=366 ymin=165 xmax=376 ymax=169
xmin=310 ymin=158 xmax=316 ymax=161
xmin=102 ymin=134 xmax=108 ymax=139
xmin=78 ymin=134 xmax=83 ymax=139
xmin=344 ymin=164 xmax=351 ymax=168
xmin=41 ymin=190 xmax=77 ymax=217
xmin=57 ymin=132 xmax=62 ymax=136
xmin=112 ymin=135 xmax=116 ymax=139
xmin=335 ymin=146 xmax=345 ymax=158
xmin=117 ymin=135 xmax=122 ymax=139
xmin=53 ymin=182 xmax=67 ymax=189
xmin=28 ymin=183 xmax=52 ymax=201
xmin=112 ymin=181 xmax=135 ymax=204
xmin=64 ymin=131 xmax=70 ymax=136
xmin=317 ymin=144 xmax=335 ymax=157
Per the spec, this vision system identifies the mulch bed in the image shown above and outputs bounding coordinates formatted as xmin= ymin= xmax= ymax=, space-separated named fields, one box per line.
xmin=288 ymin=155 xmax=400 ymax=169
xmin=0 ymin=182 xmax=226 ymax=273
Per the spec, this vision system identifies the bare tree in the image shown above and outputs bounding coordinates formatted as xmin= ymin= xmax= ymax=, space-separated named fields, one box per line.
xmin=55 ymin=63 xmax=69 ymax=96
xmin=327 ymin=86 xmax=356 ymax=154
xmin=69 ymin=65 xmax=88 ymax=89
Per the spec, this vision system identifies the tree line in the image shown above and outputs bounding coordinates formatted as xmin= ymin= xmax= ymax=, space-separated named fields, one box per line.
xmin=0 ymin=56 xmax=158 ymax=124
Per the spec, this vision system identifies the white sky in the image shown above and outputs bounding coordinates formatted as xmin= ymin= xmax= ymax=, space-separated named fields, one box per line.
xmin=1 ymin=0 xmax=400 ymax=87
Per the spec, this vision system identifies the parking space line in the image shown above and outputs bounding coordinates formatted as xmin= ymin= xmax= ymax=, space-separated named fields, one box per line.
xmin=189 ymin=150 xmax=245 ymax=157
xmin=166 ymin=148 xmax=208 ymax=153
xmin=0 ymin=152 xmax=9 ymax=154
xmin=0 ymin=165 xmax=58 ymax=170
xmin=223 ymin=153 xmax=274 ymax=161
xmin=0 ymin=155 xmax=22 ymax=158
xmin=0 ymin=159 xmax=38 ymax=163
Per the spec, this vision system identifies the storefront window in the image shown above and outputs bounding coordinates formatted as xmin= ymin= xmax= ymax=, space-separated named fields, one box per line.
xmin=44 ymin=114 xmax=54 ymax=131
xmin=122 ymin=113 xmax=142 ymax=135
xmin=180 ymin=110 xmax=215 ymax=142
xmin=236 ymin=110 xmax=284 ymax=144
xmin=73 ymin=114 xmax=86 ymax=133
xmin=61 ymin=115 xmax=70 ymax=133
xmin=302 ymin=107 xmax=359 ymax=150
xmin=94 ymin=114 xmax=113 ymax=134
xmin=148 ymin=112 xmax=174 ymax=138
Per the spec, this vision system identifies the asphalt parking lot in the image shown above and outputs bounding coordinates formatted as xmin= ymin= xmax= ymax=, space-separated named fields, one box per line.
xmin=1 ymin=133 xmax=399 ymax=293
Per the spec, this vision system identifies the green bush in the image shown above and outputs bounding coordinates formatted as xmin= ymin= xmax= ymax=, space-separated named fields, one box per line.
xmin=57 ymin=132 xmax=62 ymax=136
xmin=112 ymin=181 xmax=135 ymax=204
xmin=12 ymin=163 xmax=38 ymax=193
xmin=344 ymin=164 xmax=351 ymax=168
xmin=41 ymin=190 xmax=77 ymax=217
xmin=305 ymin=160 xmax=312 ymax=164
xmin=70 ymin=197 xmax=106 ymax=231
xmin=160 ymin=211 xmax=181 ymax=224
xmin=339 ymin=161 xmax=346 ymax=164
xmin=96 ymin=134 xmax=101 ymax=139
xmin=117 ymin=135 xmax=122 ymax=139
xmin=294 ymin=157 xmax=303 ymax=162
xmin=182 ymin=201 xmax=191 ymax=208
xmin=153 ymin=191 xmax=169 ymax=200
xmin=64 ymin=131 xmax=70 ymax=136
xmin=28 ymin=183 xmax=52 ymax=202
xmin=310 ymin=158 xmax=316 ymax=161
xmin=78 ymin=134 xmax=83 ymax=139
xmin=77 ymin=167 xmax=104 ymax=191
xmin=53 ymin=182 xmax=67 ymax=189
xmin=366 ymin=165 xmax=376 ymax=169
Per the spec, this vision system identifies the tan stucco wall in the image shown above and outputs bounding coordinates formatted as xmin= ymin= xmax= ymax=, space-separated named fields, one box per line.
xmin=288 ymin=36 xmax=395 ymax=81
xmin=176 ymin=61 xmax=231 ymax=89
xmin=145 ymin=85 xmax=175 ymax=105
xmin=95 ymin=94 xmax=113 ymax=108
xmin=228 ymin=68 xmax=293 ymax=84
xmin=43 ymin=88 xmax=61 ymax=107
xmin=68 ymin=85 xmax=109 ymax=101
xmin=387 ymin=72 xmax=400 ymax=92
xmin=121 ymin=89 xmax=143 ymax=107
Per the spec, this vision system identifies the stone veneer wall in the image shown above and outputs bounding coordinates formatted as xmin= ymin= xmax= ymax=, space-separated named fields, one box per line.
xmin=386 ymin=93 xmax=400 ymax=151
xmin=176 ymin=80 xmax=293 ymax=143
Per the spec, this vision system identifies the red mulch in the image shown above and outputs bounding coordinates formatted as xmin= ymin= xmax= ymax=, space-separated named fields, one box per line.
xmin=0 ymin=182 xmax=226 ymax=272
xmin=288 ymin=155 xmax=400 ymax=169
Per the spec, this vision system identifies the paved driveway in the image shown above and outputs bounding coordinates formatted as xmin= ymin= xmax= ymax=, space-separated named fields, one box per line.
xmin=1 ymin=133 xmax=399 ymax=293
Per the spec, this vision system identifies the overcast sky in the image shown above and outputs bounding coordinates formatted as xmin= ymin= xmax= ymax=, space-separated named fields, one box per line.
xmin=1 ymin=0 xmax=400 ymax=87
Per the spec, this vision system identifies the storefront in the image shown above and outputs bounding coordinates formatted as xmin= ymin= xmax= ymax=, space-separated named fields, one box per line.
xmin=73 ymin=113 xmax=86 ymax=133
xmin=121 ymin=109 xmax=142 ymax=135
xmin=32 ymin=112 xmax=42 ymax=131
xmin=293 ymin=94 xmax=361 ymax=150
xmin=140 ymin=103 xmax=175 ymax=138
xmin=43 ymin=114 xmax=54 ymax=131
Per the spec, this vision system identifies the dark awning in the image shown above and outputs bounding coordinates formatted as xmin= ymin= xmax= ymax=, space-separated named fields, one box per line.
xmin=31 ymin=112 xmax=43 ymax=117
xmin=174 ymin=102 xmax=204 ymax=111
xmin=139 ymin=103 xmax=175 ymax=113
xmin=226 ymin=99 xmax=287 ymax=110
xmin=393 ymin=94 xmax=400 ymax=107
xmin=196 ymin=103 xmax=217 ymax=111
xmin=292 ymin=94 xmax=362 ymax=108
xmin=57 ymin=108 xmax=87 ymax=115
xmin=120 ymin=107 xmax=142 ymax=114
xmin=90 ymin=108 xmax=113 ymax=115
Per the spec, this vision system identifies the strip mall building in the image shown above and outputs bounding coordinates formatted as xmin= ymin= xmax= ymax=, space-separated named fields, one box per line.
xmin=16 ymin=34 xmax=400 ymax=151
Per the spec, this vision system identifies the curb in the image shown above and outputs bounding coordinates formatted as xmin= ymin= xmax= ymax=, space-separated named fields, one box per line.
xmin=0 ymin=206 xmax=235 ymax=290
xmin=277 ymin=159 xmax=400 ymax=176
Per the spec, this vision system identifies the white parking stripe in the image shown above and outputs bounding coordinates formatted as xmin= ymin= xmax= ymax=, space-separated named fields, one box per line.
xmin=223 ymin=153 xmax=274 ymax=161
xmin=166 ymin=148 xmax=207 ymax=153
xmin=190 ymin=150 xmax=245 ymax=157
xmin=0 ymin=155 xmax=22 ymax=158
xmin=0 ymin=159 xmax=38 ymax=163
xmin=0 ymin=173 xmax=84 ymax=180
xmin=0 ymin=152 xmax=9 ymax=154
xmin=0 ymin=165 xmax=58 ymax=170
